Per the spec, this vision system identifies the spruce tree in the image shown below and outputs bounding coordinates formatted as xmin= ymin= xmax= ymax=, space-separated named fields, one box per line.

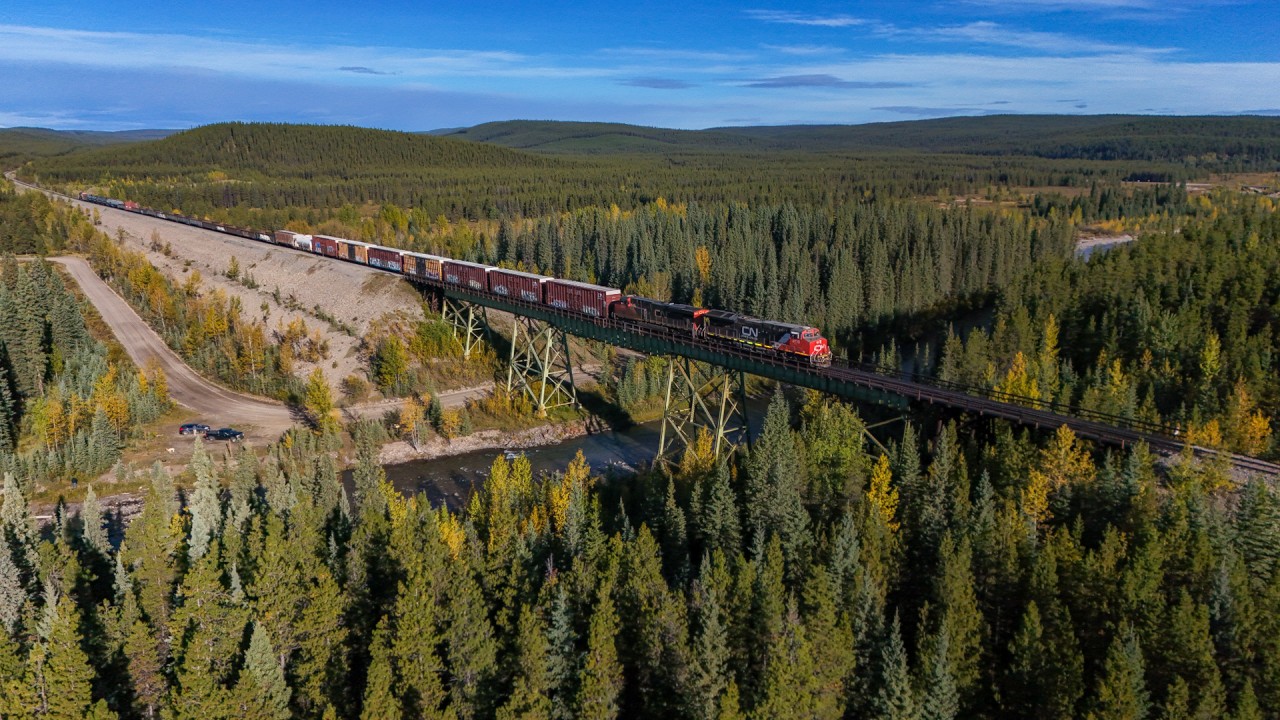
xmin=34 ymin=594 xmax=101 ymax=719
xmin=577 ymin=579 xmax=623 ymax=720
xmin=79 ymin=484 xmax=110 ymax=558
xmin=361 ymin=615 xmax=402 ymax=720
xmin=235 ymin=621 xmax=292 ymax=720
xmin=546 ymin=583 xmax=579 ymax=720
xmin=918 ymin=628 xmax=959 ymax=720
xmin=446 ymin=563 xmax=498 ymax=719
xmin=689 ymin=576 xmax=733 ymax=720
xmin=497 ymin=605 xmax=553 ymax=720
xmin=0 ymin=535 xmax=25 ymax=635
xmin=1090 ymin=622 xmax=1150 ymax=720
xmin=187 ymin=439 xmax=221 ymax=561
xmin=697 ymin=462 xmax=742 ymax=557
xmin=873 ymin=613 xmax=917 ymax=720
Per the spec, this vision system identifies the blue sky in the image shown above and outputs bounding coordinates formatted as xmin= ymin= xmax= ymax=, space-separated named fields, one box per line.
xmin=1 ymin=0 xmax=1276 ymax=130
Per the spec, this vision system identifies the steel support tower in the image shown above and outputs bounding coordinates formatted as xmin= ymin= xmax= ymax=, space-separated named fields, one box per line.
xmin=441 ymin=296 xmax=488 ymax=360
xmin=506 ymin=315 xmax=578 ymax=416
xmin=657 ymin=356 xmax=750 ymax=464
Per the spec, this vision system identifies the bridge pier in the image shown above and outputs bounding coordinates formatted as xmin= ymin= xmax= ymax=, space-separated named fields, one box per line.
xmin=441 ymin=296 xmax=489 ymax=360
xmin=657 ymin=357 xmax=750 ymax=465
xmin=506 ymin=315 xmax=577 ymax=417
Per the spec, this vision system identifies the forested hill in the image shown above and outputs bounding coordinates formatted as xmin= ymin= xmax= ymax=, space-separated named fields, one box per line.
xmin=440 ymin=120 xmax=765 ymax=154
xmin=0 ymin=127 xmax=171 ymax=167
xmin=26 ymin=122 xmax=564 ymax=184
xmin=446 ymin=115 xmax=1280 ymax=167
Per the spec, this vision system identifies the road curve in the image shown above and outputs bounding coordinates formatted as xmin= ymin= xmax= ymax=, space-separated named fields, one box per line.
xmin=51 ymin=256 xmax=299 ymax=433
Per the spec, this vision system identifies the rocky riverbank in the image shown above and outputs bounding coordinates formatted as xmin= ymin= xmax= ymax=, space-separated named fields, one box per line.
xmin=376 ymin=417 xmax=604 ymax=465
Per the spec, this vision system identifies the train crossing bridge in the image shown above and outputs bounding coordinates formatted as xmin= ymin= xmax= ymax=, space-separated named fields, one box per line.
xmin=424 ymin=279 xmax=1280 ymax=476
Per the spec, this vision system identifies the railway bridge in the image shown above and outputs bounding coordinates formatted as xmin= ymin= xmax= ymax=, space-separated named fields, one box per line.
xmin=424 ymin=280 xmax=1280 ymax=476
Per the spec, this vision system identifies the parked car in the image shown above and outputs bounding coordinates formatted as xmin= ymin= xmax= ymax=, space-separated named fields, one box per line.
xmin=204 ymin=428 xmax=244 ymax=442
xmin=178 ymin=423 xmax=212 ymax=435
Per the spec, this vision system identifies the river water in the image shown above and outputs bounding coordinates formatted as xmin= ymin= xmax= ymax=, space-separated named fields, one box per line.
xmin=380 ymin=397 xmax=770 ymax=508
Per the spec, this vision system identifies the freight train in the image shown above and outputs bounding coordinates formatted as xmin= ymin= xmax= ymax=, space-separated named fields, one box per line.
xmin=78 ymin=193 xmax=833 ymax=366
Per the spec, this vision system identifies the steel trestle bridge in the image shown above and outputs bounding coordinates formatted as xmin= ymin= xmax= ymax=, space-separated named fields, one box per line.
xmin=423 ymin=278 xmax=1278 ymax=476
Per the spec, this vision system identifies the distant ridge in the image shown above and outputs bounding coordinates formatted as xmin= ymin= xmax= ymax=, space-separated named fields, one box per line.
xmin=442 ymin=120 xmax=765 ymax=154
xmin=442 ymin=115 xmax=1280 ymax=165
xmin=27 ymin=122 xmax=563 ymax=182
xmin=0 ymin=127 xmax=175 ymax=166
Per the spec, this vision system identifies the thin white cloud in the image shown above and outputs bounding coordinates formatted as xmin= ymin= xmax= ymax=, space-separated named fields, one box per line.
xmin=961 ymin=0 xmax=1160 ymax=8
xmin=603 ymin=47 xmax=755 ymax=62
xmin=883 ymin=20 xmax=1173 ymax=54
xmin=0 ymin=24 xmax=604 ymax=83
xmin=745 ymin=10 xmax=867 ymax=27
xmin=762 ymin=44 xmax=846 ymax=56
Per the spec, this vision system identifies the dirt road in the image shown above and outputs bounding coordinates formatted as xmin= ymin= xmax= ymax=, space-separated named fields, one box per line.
xmin=52 ymin=256 xmax=301 ymax=437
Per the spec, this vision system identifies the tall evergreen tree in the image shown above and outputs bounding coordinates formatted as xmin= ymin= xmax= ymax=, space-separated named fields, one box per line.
xmin=79 ymin=484 xmax=110 ymax=558
xmin=1090 ymin=622 xmax=1150 ymax=720
xmin=360 ymin=615 xmax=402 ymax=720
xmin=497 ymin=605 xmax=553 ymax=720
xmin=234 ymin=621 xmax=292 ymax=720
xmin=872 ymin=613 xmax=917 ymax=720
xmin=187 ymin=439 xmax=221 ymax=561
xmin=577 ymin=578 xmax=623 ymax=720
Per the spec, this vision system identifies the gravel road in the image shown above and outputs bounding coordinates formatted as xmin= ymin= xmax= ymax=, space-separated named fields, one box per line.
xmin=52 ymin=256 xmax=301 ymax=437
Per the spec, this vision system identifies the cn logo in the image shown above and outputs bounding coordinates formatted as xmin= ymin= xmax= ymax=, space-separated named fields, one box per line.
xmin=741 ymin=326 xmax=759 ymax=340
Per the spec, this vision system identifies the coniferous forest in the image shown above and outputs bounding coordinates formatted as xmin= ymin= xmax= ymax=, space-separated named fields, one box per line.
xmin=2 ymin=116 xmax=1280 ymax=719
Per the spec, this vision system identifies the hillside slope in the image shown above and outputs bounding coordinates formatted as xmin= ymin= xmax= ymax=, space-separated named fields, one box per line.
xmin=444 ymin=115 xmax=1280 ymax=166
xmin=29 ymin=122 xmax=563 ymax=183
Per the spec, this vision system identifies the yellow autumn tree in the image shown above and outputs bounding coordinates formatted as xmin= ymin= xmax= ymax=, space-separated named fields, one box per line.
xmin=1225 ymin=379 xmax=1273 ymax=456
xmin=996 ymin=351 xmax=1040 ymax=404
xmin=867 ymin=454 xmax=900 ymax=533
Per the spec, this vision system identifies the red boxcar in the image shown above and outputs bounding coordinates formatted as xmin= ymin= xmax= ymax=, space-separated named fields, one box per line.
xmin=367 ymin=246 xmax=403 ymax=272
xmin=488 ymin=268 xmax=547 ymax=303
xmin=442 ymin=260 xmax=489 ymax=290
xmin=123 ymin=201 xmax=140 ymax=211
xmin=544 ymin=279 xmax=621 ymax=318
xmin=312 ymin=235 xmax=340 ymax=257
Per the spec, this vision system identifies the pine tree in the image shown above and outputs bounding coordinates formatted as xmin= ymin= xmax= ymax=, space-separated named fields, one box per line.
xmin=750 ymin=599 xmax=821 ymax=720
xmin=1090 ymin=622 xmax=1149 ymax=720
xmin=0 ymin=533 xmax=25 ymax=635
xmin=1230 ymin=678 xmax=1262 ymax=720
xmin=689 ymin=574 xmax=733 ymax=720
xmin=697 ymin=462 xmax=741 ymax=557
xmin=935 ymin=535 xmax=982 ymax=704
xmin=918 ymin=627 xmax=959 ymax=720
xmin=389 ymin=511 xmax=450 ymax=718
xmin=577 ymin=580 xmax=623 ymax=720
xmin=497 ymin=605 xmax=553 ymax=720
xmin=1159 ymin=590 xmax=1225 ymax=719
xmin=361 ymin=615 xmax=403 ymax=720
xmin=547 ymin=582 xmax=579 ymax=720
xmin=187 ymin=438 xmax=222 ymax=561
xmin=446 ymin=563 xmax=497 ymax=719
xmin=33 ymin=593 xmax=101 ymax=719
xmin=0 ymin=361 xmax=16 ymax=453
xmin=1235 ymin=478 xmax=1280 ymax=590
xmin=122 ymin=464 xmax=180 ymax=630
xmin=79 ymin=484 xmax=110 ymax=558
xmin=873 ymin=613 xmax=916 ymax=720
xmin=234 ymin=621 xmax=292 ymax=720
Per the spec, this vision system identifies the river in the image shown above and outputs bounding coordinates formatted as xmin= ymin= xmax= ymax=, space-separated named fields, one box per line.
xmin=377 ymin=397 xmax=771 ymax=508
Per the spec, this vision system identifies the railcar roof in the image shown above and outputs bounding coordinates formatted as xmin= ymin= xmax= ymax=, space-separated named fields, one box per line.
xmin=546 ymin=278 xmax=621 ymax=293
xmin=491 ymin=267 xmax=551 ymax=281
